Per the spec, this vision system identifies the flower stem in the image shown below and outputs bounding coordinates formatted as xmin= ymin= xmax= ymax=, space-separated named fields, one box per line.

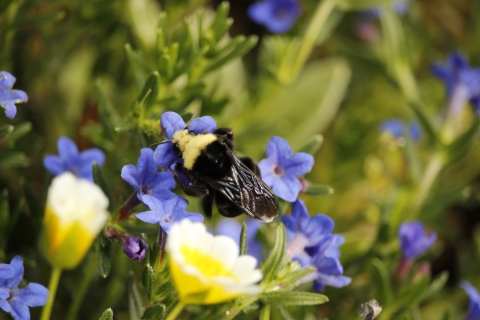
xmin=165 ymin=301 xmax=186 ymax=320
xmin=40 ymin=267 xmax=63 ymax=320
xmin=411 ymin=154 xmax=444 ymax=218
xmin=222 ymin=296 xmax=258 ymax=320
xmin=66 ymin=256 xmax=97 ymax=320
xmin=288 ymin=0 xmax=336 ymax=82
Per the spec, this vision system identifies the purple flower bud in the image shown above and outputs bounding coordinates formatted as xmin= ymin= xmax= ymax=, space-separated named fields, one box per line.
xmin=121 ymin=236 xmax=148 ymax=261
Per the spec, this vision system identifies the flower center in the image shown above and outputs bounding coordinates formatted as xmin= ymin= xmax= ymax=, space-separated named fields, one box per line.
xmin=273 ymin=164 xmax=285 ymax=177
xmin=180 ymin=246 xmax=236 ymax=279
xmin=140 ymin=184 xmax=152 ymax=195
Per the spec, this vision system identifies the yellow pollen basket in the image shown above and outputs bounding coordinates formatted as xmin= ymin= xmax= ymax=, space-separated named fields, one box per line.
xmin=180 ymin=246 xmax=237 ymax=280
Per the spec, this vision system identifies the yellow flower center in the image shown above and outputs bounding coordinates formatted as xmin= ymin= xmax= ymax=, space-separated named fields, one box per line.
xmin=180 ymin=246 xmax=237 ymax=280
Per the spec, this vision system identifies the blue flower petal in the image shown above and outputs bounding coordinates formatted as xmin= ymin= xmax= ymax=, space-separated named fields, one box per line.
xmin=57 ymin=137 xmax=79 ymax=164
xmin=9 ymin=299 xmax=30 ymax=320
xmin=272 ymin=174 xmax=302 ymax=202
xmin=0 ymin=290 xmax=11 ymax=313
xmin=121 ymin=164 xmax=141 ymax=190
xmin=399 ymin=221 xmax=436 ymax=259
xmin=0 ymin=264 xmax=15 ymax=279
xmin=43 ymin=156 xmax=67 ymax=176
xmin=315 ymin=273 xmax=352 ymax=289
xmin=461 ymin=280 xmax=480 ymax=320
xmin=135 ymin=148 xmax=157 ymax=183
xmin=154 ymin=143 xmax=177 ymax=168
xmin=0 ymin=256 xmax=24 ymax=289
xmin=265 ymin=136 xmax=292 ymax=163
xmin=0 ymin=71 xmax=16 ymax=89
xmin=16 ymin=283 xmax=49 ymax=307
xmin=283 ymin=152 xmax=314 ymax=177
xmin=248 ymin=0 xmax=301 ymax=34
xmin=161 ymin=112 xmax=185 ymax=139
xmin=189 ymin=116 xmax=216 ymax=133
xmin=248 ymin=1 xmax=273 ymax=24
xmin=2 ymin=101 xmax=17 ymax=119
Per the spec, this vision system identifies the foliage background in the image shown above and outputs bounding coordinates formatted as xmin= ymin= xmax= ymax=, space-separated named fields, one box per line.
xmin=1 ymin=0 xmax=480 ymax=319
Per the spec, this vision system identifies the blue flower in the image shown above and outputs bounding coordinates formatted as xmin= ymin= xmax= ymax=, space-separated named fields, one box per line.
xmin=431 ymin=52 xmax=480 ymax=113
xmin=216 ymin=218 xmax=263 ymax=261
xmin=136 ymin=195 xmax=204 ymax=233
xmin=0 ymin=264 xmax=14 ymax=279
xmin=121 ymin=148 xmax=176 ymax=204
xmin=308 ymin=235 xmax=352 ymax=291
xmin=399 ymin=221 xmax=437 ymax=259
xmin=0 ymin=256 xmax=49 ymax=320
xmin=43 ymin=136 xmax=105 ymax=182
xmin=379 ymin=119 xmax=422 ymax=141
xmin=259 ymin=137 xmax=314 ymax=202
xmin=248 ymin=0 xmax=301 ymax=34
xmin=0 ymin=71 xmax=28 ymax=119
xmin=154 ymin=112 xmax=217 ymax=168
xmin=121 ymin=236 xmax=148 ymax=261
xmin=282 ymin=199 xmax=334 ymax=250
xmin=461 ymin=280 xmax=480 ymax=320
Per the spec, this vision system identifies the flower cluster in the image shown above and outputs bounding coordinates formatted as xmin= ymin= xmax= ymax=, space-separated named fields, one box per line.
xmin=282 ymin=199 xmax=351 ymax=291
xmin=259 ymin=136 xmax=314 ymax=202
xmin=0 ymin=71 xmax=28 ymax=119
xmin=0 ymin=256 xmax=48 ymax=320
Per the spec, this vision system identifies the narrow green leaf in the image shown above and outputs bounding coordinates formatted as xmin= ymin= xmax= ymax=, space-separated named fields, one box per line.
xmin=278 ymin=306 xmax=296 ymax=320
xmin=0 ymin=125 xmax=13 ymax=140
xmin=97 ymin=236 xmax=112 ymax=278
xmin=128 ymin=273 xmax=144 ymax=320
xmin=0 ymin=152 xmax=29 ymax=169
xmin=371 ymin=258 xmax=394 ymax=305
xmin=297 ymin=134 xmax=323 ymax=155
xmin=259 ymin=305 xmax=271 ymax=320
xmin=142 ymin=264 xmax=155 ymax=300
xmin=92 ymin=162 xmax=113 ymax=211
xmin=99 ymin=308 xmax=114 ymax=320
xmin=278 ymin=267 xmax=317 ymax=288
xmin=125 ymin=44 xmax=149 ymax=89
xmin=239 ymin=222 xmax=247 ymax=255
xmin=443 ymin=118 xmax=480 ymax=164
xmin=21 ymin=177 xmax=41 ymax=219
xmin=95 ymin=81 xmax=119 ymax=141
xmin=261 ymin=224 xmax=286 ymax=284
xmin=409 ymin=101 xmax=440 ymax=145
xmin=210 ymin=2 xmax=231 ymax=42
xmin=204 ymin=36 xmax=258 ymax=74
xmin=9 ymin=122 xmax=32 ymax=142
xmin=260 ymin=291 xmax=328 ymax=306
xmin=137 ymin=72 xmax=160 ymax=111
xmin=304 ymin=182 xmax=334 ymax=196
xmin=0 ymin=190 xmax=9 ymax=236
xmin=142 ymin=303 xmax=166 ymax=320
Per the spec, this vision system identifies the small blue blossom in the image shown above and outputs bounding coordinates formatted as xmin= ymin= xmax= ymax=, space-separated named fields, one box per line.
xmin=248 ymin=0 xmax=301 ymax=34
xmin=461 ymin=280 xmax=480 ymax=320
xmin=399 ymin=221 xmax=437 ymax=259
xmin=0 ymin=256 xmax=49 ymax=320
xmin=259 ymin=137 xmax=314 ymax=202
xmin=43 ymin=136 xmax=105 ymax=182
xmin=282 ymin=199 xmax=334 ymax=249
xmin=154 ymin=112 xmax=217 ymax=168
xmin=0 ymin=71 xmax=28 ymax=119
xmin=136 ymin=195 xmax=204 ymax=233
xmin=431 ymin=52 xmax=480 ymax=114
xmin=121 ymin=236 xmax=148 ymax=261
xmin=308 ymin=235 xmax=352 ymax=291
xmin=216 ymin=218 xmax=263 ymax=261
xmin=380 ymin=119 xmax=422 ymax=142
xmin=121 ymin=148 xmax=176 ymax=204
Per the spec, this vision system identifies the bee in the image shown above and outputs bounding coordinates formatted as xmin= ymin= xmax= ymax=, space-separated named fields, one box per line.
xmin=169 ymin=127 xmax=279 ymax=222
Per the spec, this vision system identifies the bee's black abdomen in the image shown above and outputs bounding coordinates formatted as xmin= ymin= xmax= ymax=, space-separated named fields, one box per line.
xmin=192 ymin=141 xmax=231 ymax=179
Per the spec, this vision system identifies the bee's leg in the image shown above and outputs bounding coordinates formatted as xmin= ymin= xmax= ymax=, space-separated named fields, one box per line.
xmin=239 ymin=156 xmax=261 ymax=177
xmin=170 ymin=168 xmax=209 ymax=197
xmin=215 ymin=192 xmax=244 ymax=218
xmin=202 ymin=189 xmax=214 ymax=219
xmin=214 ymin=128 xmax=234 ymax=149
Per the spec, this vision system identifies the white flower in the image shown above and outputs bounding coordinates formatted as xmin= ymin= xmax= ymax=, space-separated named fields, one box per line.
xmin=40 ymin=172 xmax=109 ymax=269
xmin=167 ymin=219 xmax=262 ymax=304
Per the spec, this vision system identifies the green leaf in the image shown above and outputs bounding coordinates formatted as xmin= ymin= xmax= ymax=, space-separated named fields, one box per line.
xmin=99 ymin=308 xmax=114 ymax=320
xmin=333 ymin=0 xmax=410 ymax=10
xmin=204 ymin=36 xmax=258 ymax=74
xmin=95 ymin=81 xmax=119 ymax=141
xmin=210 ymin=2 xmax=231 ymax=43
xmin=9 ymin=122 xmax=32 ymax=142
xmin=11 ymin=11 xmax=65 ymax=28
xmin=0 ymin=190 xmax=9 ymax=238
xmin=409 ymin=101 xmax=440 ymax=145
xmin=142 ymin=303 xmax=166 ymax=320
xmin=297 ymin=134 xmax=323 ymax=155
xmin=128 ymin=273 xmax=144 ymax=320
xmin=92 ymin=162 xmax=113 ymax=211
xmin=0 ymin=152 xmax=29 ymax=169
xmin=137 ymin=72 xmax=160 ymax=111
xmin=277 ymin=267 xmax=317 ymax=289
xmin=21 ymin=177 xmax=41 ymax=219
xmin=260 ymin=291 xmax=328 ymax=306
xmin=0 ymin=125 xmax=13 ymax=140
xmin=125 ymin=44 xmax=149 ymax=89
xmin=371 ymin=258 xmax=394 ymax=305
xmin=239 ymin=222 xmax=247 ymax=256
xmin=97 ymin=236 xmax=112 ymax=278
xmin=142 ymin=264 xmax=155 ymax=300
xmin=443 ymin=118 xmax=480 ymax=164
xmin=303 ymin=182 xmax=334 ymax=196
xmin=261 ymin=224 xmax=286 ymax=285
xmin=259 ymin=305 xmax=271 ymax=320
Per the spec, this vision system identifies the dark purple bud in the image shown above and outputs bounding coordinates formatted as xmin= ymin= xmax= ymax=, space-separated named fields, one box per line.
xmin=121 ymin=236 xmax=148 ymax=261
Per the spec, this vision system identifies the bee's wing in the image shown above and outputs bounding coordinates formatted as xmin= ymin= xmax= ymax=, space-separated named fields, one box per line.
xmin=200 ymin=148 xmax=279 ymax=222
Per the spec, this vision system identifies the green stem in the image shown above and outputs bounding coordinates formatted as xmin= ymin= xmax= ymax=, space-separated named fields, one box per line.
xmin=165 ymin=301 xmax=186 ymax=320
xmin=40 ymin=267 xmax=63 ymax=320
xmin=288 ymin=0 xmax=336 ymax=82
xmin=66 ymin=257 xmax=97 ymax=320
xmin=411 ymin=154 xmax=444 ymax=217
xmin=222 ymin=296 xmax=258 ymax=320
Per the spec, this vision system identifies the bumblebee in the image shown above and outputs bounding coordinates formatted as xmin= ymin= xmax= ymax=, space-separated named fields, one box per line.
xmin=170 ymin=127 xmax=279 ymax=222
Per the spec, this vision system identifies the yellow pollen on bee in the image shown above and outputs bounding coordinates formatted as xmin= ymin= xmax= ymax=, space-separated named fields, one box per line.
xmin=173 ymin=130 xmax=217 ymax=170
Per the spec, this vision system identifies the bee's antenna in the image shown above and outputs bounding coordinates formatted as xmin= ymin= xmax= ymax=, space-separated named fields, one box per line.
xmin=185 ymin=110 xmax=198 ymax=127
xmin=149 ymin=139 xmax=172 ymax=148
